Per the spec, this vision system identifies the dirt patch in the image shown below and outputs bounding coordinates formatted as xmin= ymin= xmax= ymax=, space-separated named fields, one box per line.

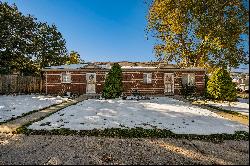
xmin=216 ymin=112 xmax=249 ymax=126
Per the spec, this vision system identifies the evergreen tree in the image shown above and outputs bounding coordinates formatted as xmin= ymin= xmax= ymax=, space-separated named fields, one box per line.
xmin=102 ymin=63 xmax=123 ymax=99
xmin=33 ymin=23 xmax=68 ymax=70
xmin=0 ymin=2 xmax=68 ymax=75
xmin=207 ymin=68 xmax=237 ymax=101
xmin=0 ymin=2 xmax=37 ymax=74
xmin=204 ymin=74 xmax=210 ymax=98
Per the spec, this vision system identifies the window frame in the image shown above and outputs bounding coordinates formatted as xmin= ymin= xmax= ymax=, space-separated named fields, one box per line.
xmin=143 ymin=73 xmax=152 ymax=84
xmin=182 ymin=73 xmax=195 ymax=86
xmin=104 ymin=72 xmax=108 ymax=80
xmin=61 ymin=73 xmax=71 ymax=83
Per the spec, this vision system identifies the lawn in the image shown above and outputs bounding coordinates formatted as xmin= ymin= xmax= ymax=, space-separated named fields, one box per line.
xmin=28 ymin=97 xmax=248 ymax=135
xmin=0 ymin=95 xmax=68 ymax=122
xmin=195 ymin=98 xmax=249 ymax=116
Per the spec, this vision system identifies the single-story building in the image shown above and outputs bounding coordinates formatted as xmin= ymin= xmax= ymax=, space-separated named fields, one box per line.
xmin=42 ymin=62 xmax=206 ymax=96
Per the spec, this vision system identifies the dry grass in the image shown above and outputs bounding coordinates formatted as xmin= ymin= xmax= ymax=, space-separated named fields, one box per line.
xmin=192 ymin=100 xmax=249 ymax=126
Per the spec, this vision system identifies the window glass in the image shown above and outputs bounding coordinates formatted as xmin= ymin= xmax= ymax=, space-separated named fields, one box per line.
xmin=62 ymin=73 xmax=71 ymax=83
xmin=143 ymin=73 xmax=152 ymax=84
xmin=189 ymin=73 xmax=195 ymax=85
xmin=182 ymin=73 xmax=195 ymax=85
xmin=147 ymin=73 xmax=152 ymax=83
xmin=182 ymin=74 xmax=189 ymax=85
xmin=143 ymin=73 xmax=147 ymax=83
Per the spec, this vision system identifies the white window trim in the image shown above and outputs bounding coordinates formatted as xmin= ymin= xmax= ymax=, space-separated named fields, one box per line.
xmin=143 ymin=73 xmax=152 ymax=84
xmin=105 ymin=72 xmax=108 ymax=80
xmin=182 ymin=73 xmax=195 ymax=86
xmin=188 ymin=74 xmax=195 ymax=85
xmin=61 ymin=73 xmax=71 ymax=83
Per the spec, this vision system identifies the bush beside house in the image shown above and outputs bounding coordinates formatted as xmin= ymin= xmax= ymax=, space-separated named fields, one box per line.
xmin=204 ymin=74 xmax=210 ymax=98
xmin=207 ymin=68 xmax=237 ymax=101
xmin=102 ymin=63 xmax=123 ymax=99
xmin=180 ymin=84 xmax=196 ymax=98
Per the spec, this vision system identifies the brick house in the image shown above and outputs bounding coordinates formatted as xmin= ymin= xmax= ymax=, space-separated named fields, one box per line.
xmin=42 ymin=62 xmax=206 ymax=96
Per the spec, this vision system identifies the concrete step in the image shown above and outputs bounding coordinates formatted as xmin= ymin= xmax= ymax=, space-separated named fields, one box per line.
xmin=81 ymin=94 xmax=101 ymax=99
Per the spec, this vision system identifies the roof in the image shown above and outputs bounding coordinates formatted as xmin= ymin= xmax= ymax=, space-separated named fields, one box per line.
xmin=42 ymin=61 xmax=206 ymax=71
xmin=45 ymin=64 xmax=89 ymax=69
xmin=44 ymin=62 xmax=178 ymax=69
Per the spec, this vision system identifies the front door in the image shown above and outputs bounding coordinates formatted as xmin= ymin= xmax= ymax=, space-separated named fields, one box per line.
xmin=164 ymin=73 xmax=174 ymax=95
xmin=86 ymin=73 xmax=96 ymax=94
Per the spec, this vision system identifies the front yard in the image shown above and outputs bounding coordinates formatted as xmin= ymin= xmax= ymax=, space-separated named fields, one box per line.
xmin=0 ymin=95 xmax=68 ymax=123
xmin=194 ymin=98 xmax=249 ymax=116
xmin=28 ymin=97 xmax=248 ymax=135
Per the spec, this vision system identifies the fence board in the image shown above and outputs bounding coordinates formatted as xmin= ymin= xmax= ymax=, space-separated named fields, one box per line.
xmin=0 ymin=75 xmax=42 ymax=94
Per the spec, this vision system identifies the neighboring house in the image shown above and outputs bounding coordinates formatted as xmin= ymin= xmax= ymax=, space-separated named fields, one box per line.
xmin=42 ymin=62 xmax=206 ymax=96
xmin=231 ymin=72 xmax=249 ymax=92
xmin=238 ymin=76 xmax=249 ymax=92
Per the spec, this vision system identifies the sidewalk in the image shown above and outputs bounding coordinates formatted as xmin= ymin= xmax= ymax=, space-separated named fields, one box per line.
xmin=0 ymin=96 xmax=86 ymax=133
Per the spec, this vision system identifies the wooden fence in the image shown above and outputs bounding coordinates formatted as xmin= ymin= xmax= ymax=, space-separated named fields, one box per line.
xmin=0 ymin=75 xmax=42 ymax=94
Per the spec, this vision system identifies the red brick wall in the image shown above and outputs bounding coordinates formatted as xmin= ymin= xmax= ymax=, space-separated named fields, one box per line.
xmin=43 ymin=70 xmax=205 ymax=96
xmin=174 ymin=71 xmax=205 ymax=95
xmin=122 ymin=71 xmax=165 ymax=95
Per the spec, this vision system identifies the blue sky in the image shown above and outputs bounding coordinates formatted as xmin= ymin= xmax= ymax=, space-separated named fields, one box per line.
xmin=2 ymin=0 xmax=249 ymax=72
xmin=4 ymin=0 xmax=156 ymax=62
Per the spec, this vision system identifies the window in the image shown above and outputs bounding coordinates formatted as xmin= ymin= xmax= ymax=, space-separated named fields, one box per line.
xmin=104 ymin=72 xmax=108 ymax=80
xmin=143 ymin=73 xmax=152 ymax=84
xmin=62 ymin=73 xmax=71 ymax=83
xmin=182 ymin=73 xmax=195 ymax=86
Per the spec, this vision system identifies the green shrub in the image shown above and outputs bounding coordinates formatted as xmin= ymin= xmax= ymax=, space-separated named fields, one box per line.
xmin=180 ymin=84 xmax=196 ymax=98
xmin=207 ymin=68 xmax=237 ymax=101
xmin=204 ymin=74 xmax=210 ymax=98
xmin=132 ymin=89 xmax=142 ymax=98
xmin=102 ymin=63 xmax=123 ymax=99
